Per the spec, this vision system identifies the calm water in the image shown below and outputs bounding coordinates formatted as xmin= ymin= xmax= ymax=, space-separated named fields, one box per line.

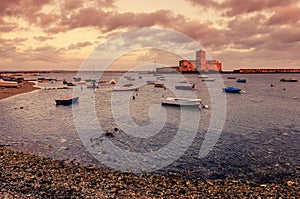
xmin=0 ymin=72 xmax=299 ymax=183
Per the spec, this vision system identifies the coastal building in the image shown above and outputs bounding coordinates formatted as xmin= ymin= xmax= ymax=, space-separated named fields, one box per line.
xmin=179 ymin=50 xmax=222 ymax=73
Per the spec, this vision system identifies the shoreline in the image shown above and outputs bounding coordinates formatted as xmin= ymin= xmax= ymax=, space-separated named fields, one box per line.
xmin=0 ymin=146 xmax=299 ymax=198
xmin=0 ymin=80 xmax=40 ymax=100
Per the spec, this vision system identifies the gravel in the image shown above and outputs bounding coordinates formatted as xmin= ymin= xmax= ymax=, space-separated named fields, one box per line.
xmin=0 ymin=147 xmax=299 ymax=198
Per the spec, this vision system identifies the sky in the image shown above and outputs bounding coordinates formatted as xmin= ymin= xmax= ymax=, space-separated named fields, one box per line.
xmin=1 ymin=0 xmax=300 ymax=71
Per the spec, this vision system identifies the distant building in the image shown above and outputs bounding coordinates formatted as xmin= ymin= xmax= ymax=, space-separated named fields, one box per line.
xmin=179 ymin=50 xmax=222 ymax=73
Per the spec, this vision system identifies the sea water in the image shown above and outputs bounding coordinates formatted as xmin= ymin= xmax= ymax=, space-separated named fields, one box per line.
xmin=0 ymin=72 xmax=299 ymax=182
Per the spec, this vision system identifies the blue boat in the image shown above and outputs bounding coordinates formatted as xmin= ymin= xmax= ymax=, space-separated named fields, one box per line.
xmin=223 ymin=87 xmax=241 ymax=93
xmin=55 ymin=96 xmax=79 ymax=105
xmin=236 ymin=79 xmax=246 ymax=83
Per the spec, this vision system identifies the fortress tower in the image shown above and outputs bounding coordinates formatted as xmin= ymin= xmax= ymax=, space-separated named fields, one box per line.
xmin=196 ymin=50 xmax=206 ymax=71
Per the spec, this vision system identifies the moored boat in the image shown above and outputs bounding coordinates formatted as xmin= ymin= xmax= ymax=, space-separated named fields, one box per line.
xmin=198 ymin=75 xmax=208 ymax=78
xmin=123 ymin=83 xmax=134 ymax=87
xmin=154 ymin=82 xmax=165 ymax=88
xmin=113 ymin=86 xmax=138 ymax=91
xmin=175 ymin=84 xmax=195 ymax=90
xmin=161 ymin=97 xmax=201 ymax=107
xmin=236 ymin=78 xmax=247 ymax=83
xmin=146 ymin=80 xmax=156 ymax=84
xmin=202 ymin=78 xmax=216 ymax=81
xmin=227 ymin=76 xmax=236 ymax=79
xmin=55 ymin=96 xmax=79 ymax=105
xmin=223 ymin=87 xmax=241 ymax=93
xmin=280 ymin=78 xmax=298 ymax=82
xmin=0 ymin=79 xmax=19 ymax=88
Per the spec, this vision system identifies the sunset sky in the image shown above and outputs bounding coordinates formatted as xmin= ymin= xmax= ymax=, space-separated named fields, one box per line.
xmin=1 ymin=0 xmax=300 ymax=71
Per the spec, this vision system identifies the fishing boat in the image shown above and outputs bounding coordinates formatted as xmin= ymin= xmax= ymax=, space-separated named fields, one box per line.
xmin=236 ymin=78 xmax=247 ymax=83
xmin=0 ymin=79 xmax=19 ymax=88
xmin=123 ymin=83 xmax=134 ymax=87
xmin=223 ymin=87 xmax=241 ymax=93
xmin=66 ymin=82 xmax=76 ymax=86
xmin=179 ymin=80 xmax=188 ymax=83
xmin=227 ymin=76 xmax=236 ymax=79
xmin=280 ymin=78 xmax=298 ymax=82
xmin=161 ymin=98 xmax=201 ymax=107
xmin=55 ymin=96 xmax=79 ymax=105
xmin=87 ymin=82 xmax=97 ymax=89
xmin=202 ymin=78 xmax=216 ymax=81
xmin=198 ymin=75 xmax=208 ymax=78
xmin=154 ymin=82 xmax=165 ymax=88
xmin=73 ymin=77 xmax=81 ymax=82
xmin=113 ymin=86 xmax=138 ymax=91
xmin=175 ymin=84 xmax=195 ymax=90
xmin=146 ymin=80 xmax=156 ymax=84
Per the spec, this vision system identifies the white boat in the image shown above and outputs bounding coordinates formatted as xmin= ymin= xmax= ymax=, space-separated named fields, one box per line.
xmin=0 ymin=79 xmax=19 ymax=88
xmin=202 ymin=78 xmax=216 ymax=81
xmin=113 ymin=86 xmax=138 ymax=91
xmin=198 ymin=75 xmax=208 ymax=78
xmin=161 ymin=97 xmax=201 ymax=107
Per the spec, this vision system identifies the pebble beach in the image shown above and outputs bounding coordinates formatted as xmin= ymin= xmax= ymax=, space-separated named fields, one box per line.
xmin=1 ymin=147 xmax=299 ymax=198
xmin=0 ymin=79 xmax=299 ymax=198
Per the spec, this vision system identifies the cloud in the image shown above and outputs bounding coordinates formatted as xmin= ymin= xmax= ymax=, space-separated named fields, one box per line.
xmin=270 ymin=27 xmax=300 ymax=44
xmin=185 ymin=0 xmax=219 ymax=8
xmin=34 ymin=36 xmax=54 ymax=42
xmin=68 ymin=41 xmax=93 ymax=50
xmin=220 ymin=0 xmax=296 ymax=16
xmin=47 ymin=25 xmax=69 ymax=34
xmin=36 ymin=13 xmax=59 ymax=26
xmin=105 ymin=9 xmax=185 ymax=31
xmin=1 ymin=0 xmax=50 ymax=20
xmin=63 ymin=8 xmax=108 ymax=29
xmin=268 ymin=6 xmax=300 ymax=25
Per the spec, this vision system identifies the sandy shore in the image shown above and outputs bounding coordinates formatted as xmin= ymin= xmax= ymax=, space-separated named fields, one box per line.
xmin=0 ymin=80 xmax=39 ymax=100
xmin=0 ymin=147 xmax=299 ymax=198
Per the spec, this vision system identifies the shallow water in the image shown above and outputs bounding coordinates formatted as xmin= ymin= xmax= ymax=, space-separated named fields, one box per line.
xmin=0 ymin=72 xmax=299 ymax=182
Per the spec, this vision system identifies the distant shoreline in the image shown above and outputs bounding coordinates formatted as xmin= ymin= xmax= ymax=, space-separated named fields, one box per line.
xmin=0 ymin=80 xmax=39 ymax=100
xmin=1 ymin=68 xmax=300 ymax=74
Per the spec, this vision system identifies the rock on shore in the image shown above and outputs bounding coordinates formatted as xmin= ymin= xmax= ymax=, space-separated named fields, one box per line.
xmin=0 ymin=147 xmax=299 ymax=198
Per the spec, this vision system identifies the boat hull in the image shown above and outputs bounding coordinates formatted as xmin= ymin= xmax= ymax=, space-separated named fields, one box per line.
xmin=113 ymin=86 xmax=138 ymax=91
xmin=175 ymin=86 xmax=193 ymax=90
xmin=161 ymin=98 xmax=201 ymax=107
xmin=55 ymin=97 xmax=79 ymax=105
xmin=236 ymin=79 xmax=246 ymax=83
xmin=280 ymin=78 xmax=298 ymax=82
xmin=223 ymin=87 xmax=241 ymax=93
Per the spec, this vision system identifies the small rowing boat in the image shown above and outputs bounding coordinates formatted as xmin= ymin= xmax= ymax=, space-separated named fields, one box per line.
xmin=55 ymin=96 xmax=79 ymax=105
xmin=280 ymin=78 xmax=298 ymax=82
xmin=175 ymin=84 xmax=195 ymax=90
xmin=223 ymin=87 xmax=241 ymax=93
xmin=113 ymin=86 xmax=138 ymax=91
xmin=161 ymin=97 xmax=201 ymax=107
xmin=236 ymin=78 xmax=247 ymax=83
